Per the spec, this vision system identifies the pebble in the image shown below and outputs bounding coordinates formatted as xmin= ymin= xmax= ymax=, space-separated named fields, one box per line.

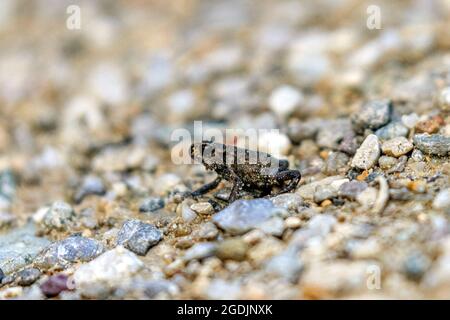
xmin=34 ymin=235 xmax=104 ymax=270
xmin=270 ymin=193 xmax=304 ymax=212
xmin=338 ymin=181 xmax=368 ymax=200
xmin=74 ymin=176 xmax=105 ymax=203
xmin=190 ymin=202 xmax=215 ymax=215
xmin=314 ymin=185 xmax=337 ymax=203
xmin=403 ymin=251 xmax=431 ymax=281
xmin=413 ymin=134 xmax=450 ymax=156
xmin=297 ymin=176 xmax=347 ymax=200
xmin=401 ymin=113 xmax=420 ymax=129
xmin=40 ymin=274 xmax=71 ymax=298
xmin=411 ymin=149 xmax=424 ymax=162
xmin=40 ymin=201 xmax=76 ymax=233
xmin=268 ymin=85 xmax=304 ymax=118
xmin=316 ymin=119 xmax=353 ymax=149
xmin=183 ymin=243 xmax=217 ymax=261
xmin=16 ymin=268 xmax=41 ymax=286
xmin=181 ymin=202 xmax=197 ymax=223
xmin=352 ymin=100 xmax=392 ymax=132
xmin=284 ymin=216 xmax=302 ymax=229
xmin=415 ymin=116 xmax=444 ymax=134
xmin=438 ymin=87 xmax=450 ymax=111
xmin=375 ymin=122 xmax=409 ymax=140
xmin=116 ymin=219 xmax=163 ymax=256
xmin=73 ymin=246 xmax=143 ymax=298
xmin=212 ymin=199 xmax=286 ymax=235
xmin=0 ymin=170 xmax=15 ymax=208
xmin=215 ymin=238 xmax=249 ymax=261
xmin=139 ymin=197 xmax=165 ymax=213
xmin=433 ymin=188 xmax=450 ymax=211
xmin=323 ymin=152 xmax=350 ymax=175
xmin=351 ymin=134 xmax=381 ymax=170
xmin=378 ymin=156 xmax=399 ymax=170
xmin=0 ymin=224 xmax=50 ymax=274
xmin=194 ymin=222 xmax=219 ymax=241
xmin=381 ymin=137 xmax=413 ymax=157
xmin=257 ymin=131 xmax=291 ymax=157
xmin=287 ymin=118 xmax=322 ymax=143
xmin=265 ymin=248 xmax=303 ymax=283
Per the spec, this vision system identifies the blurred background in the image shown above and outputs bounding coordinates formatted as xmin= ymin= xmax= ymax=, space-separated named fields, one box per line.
xmin=0 ymin=0 xmax=449 ymax=213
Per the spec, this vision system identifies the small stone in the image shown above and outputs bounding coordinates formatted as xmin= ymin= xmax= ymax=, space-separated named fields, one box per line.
xmin=0 ymin=224 xmax=50 ymax=274
xmin=313 ymin=185 xmax=337 ymax=203
xmin=381 ymin=137 xmax=413 ymax=157
xmin=215 ymin=238 xmax=248 ymax=261
xmin=40 ymin=274 xmax=70 ymax=298
xmin=323 ymin=152 xmax=350 ymax=175
xmin=265 ymin=248 xmax=303 ymax=283
xmin=212 ymin=199 xmax=285 ymax=235
xmin=287 ymin=118 xmax=322 ymax=143
xmin=256 ymin=216 xmax=285 ymax=236
xmin=356 ymin=187 xmax=378 ymax=209
xmin=413 ymin=134 xmax=450 ymax=156
xmin=268 ymin=85 xmax=304 ymax=118
xmin=183 ymin=243 xmax=217 ymax=261
xmin=116 ymin=219 xmax=163 ymax=256
xmin=338 ymin=181 xmax=368 ymax=200
xmin=190 ymin=202 xmax=214 ymax=215
xmin=270 ymin=193 xmax=304 ymax=212
xmin=378 ymin=155 xmax=398 ymax=170
xmin=351 ymin=134 xmax=380 ymax=170
xmin=139 ymin=197 xmax=165 ymax=213
xmin=438 ymin=87 xmax=450 ymax=112
xmin=194 ymin=222 xmax=219 ymax=240
xmin=411 ymin=149 xmax=424 ymax=162
xmin=415 ymin=116 xmax=444 ymax=134
xmin=73 ymin=246 xmax=143 ymax=298
xmin=16 ymin=268 xmax=41 ymax=286
xmin=401 ymin=113 xmax=420 ymax=129
xmin=284 ymin=216 xmax=302 ymax=229
xmin=40 ymin=201 xmax=76 ymax=233
xmin=352 ymin=100 xmax=392 ymax=133
xmin=74 ymin=176 xmax=105 ymax=203
xmin=317 ymin=119 xmax=353 ymax=149
xmin=375 ymin=122 xmax=409 ymax=140
xmin=181 ymin=202 xmax=197 ymax=223
xmin=34 ymin=235 xmax=104 ymax=270
xmin=403 ymin=251 xmax=431 ymax=281
xmin=258 ymin=131 xmax=291 ymax=157
xmin=433 ymin=188 xmax=450 ymax=211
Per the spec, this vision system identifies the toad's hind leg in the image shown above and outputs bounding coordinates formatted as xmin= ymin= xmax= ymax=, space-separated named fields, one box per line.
xmin=274 ymin=170 xmax=301 ymax=195
xmin=191 ymin=176 xmax=222 ymax=197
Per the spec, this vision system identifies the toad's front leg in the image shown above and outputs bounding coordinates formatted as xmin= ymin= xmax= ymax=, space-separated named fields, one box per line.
xmin=191 ymin=176 xmax=222 ymax=197
xmin=273 ymin=170 xmax=301 ymax=195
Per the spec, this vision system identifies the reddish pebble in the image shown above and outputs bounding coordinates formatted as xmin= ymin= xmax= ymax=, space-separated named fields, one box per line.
xmin=40 ymin=274 xmax=70 ymax=298
xmin=415 ymin=115 xmax=444 ymax=134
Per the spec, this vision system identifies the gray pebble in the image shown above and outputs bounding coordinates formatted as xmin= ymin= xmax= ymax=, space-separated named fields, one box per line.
xmin=116 ymin=219 xmax=163 ymax=256
xmin=314 ymin=185 xmax=337 ymax=203
xmin=351 ymin=134 xmax=380 ymax=170
xmin=411 ymin=149 xmax=424 ymax=162
xmin=212 ymin=199 xmax=285 ymax=235
xmin=403 ymin=251 xmax=430 ymax=281
xmin=413 ymin=134 xmax=450 ymax=156
xmin=270 ymin=193 xmax=304 ymax=212
xmin=375 ymin=121 xmax=409 ymax=140
xmin=323 ymin=152 xmax=350 ymax=175
xmin=16 ymin=268 xmax=41 ymax=286
xmin=317 ymin=119 xmax=354 ymax=149
xmin=139 ymin=197 xmax=165 ymax=213
xmin=34 ymin=235 xmax=104 ymax=269
xmin=265 ymin=248 xmax=303 ymax=283
xmin=352 ymin=99 xmax=392 ymax=133
xmin=74 ymin=176 xmax=105 ymax=203
xmin=378 ymin=156 xmax=399 ymax=170
xmin=287 ymin=118 xmax=322 ymax=143
xmin=338 ymin=181 xmax=368 ymax=200
xmin=41 ymin=201 xmax=76 ymax=232
xmin=183 ymin=242 xmax=217 ymax=261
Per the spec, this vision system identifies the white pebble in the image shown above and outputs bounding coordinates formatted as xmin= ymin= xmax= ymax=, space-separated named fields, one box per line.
xmin=351 ymin=134 xmax=380 ymax=170
xmin=269 ymin=85 xmax=303 ymax=118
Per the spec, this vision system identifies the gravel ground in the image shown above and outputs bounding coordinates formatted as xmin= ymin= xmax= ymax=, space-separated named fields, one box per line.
xmin=1 ymin=0 xmax=450 ymax=300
